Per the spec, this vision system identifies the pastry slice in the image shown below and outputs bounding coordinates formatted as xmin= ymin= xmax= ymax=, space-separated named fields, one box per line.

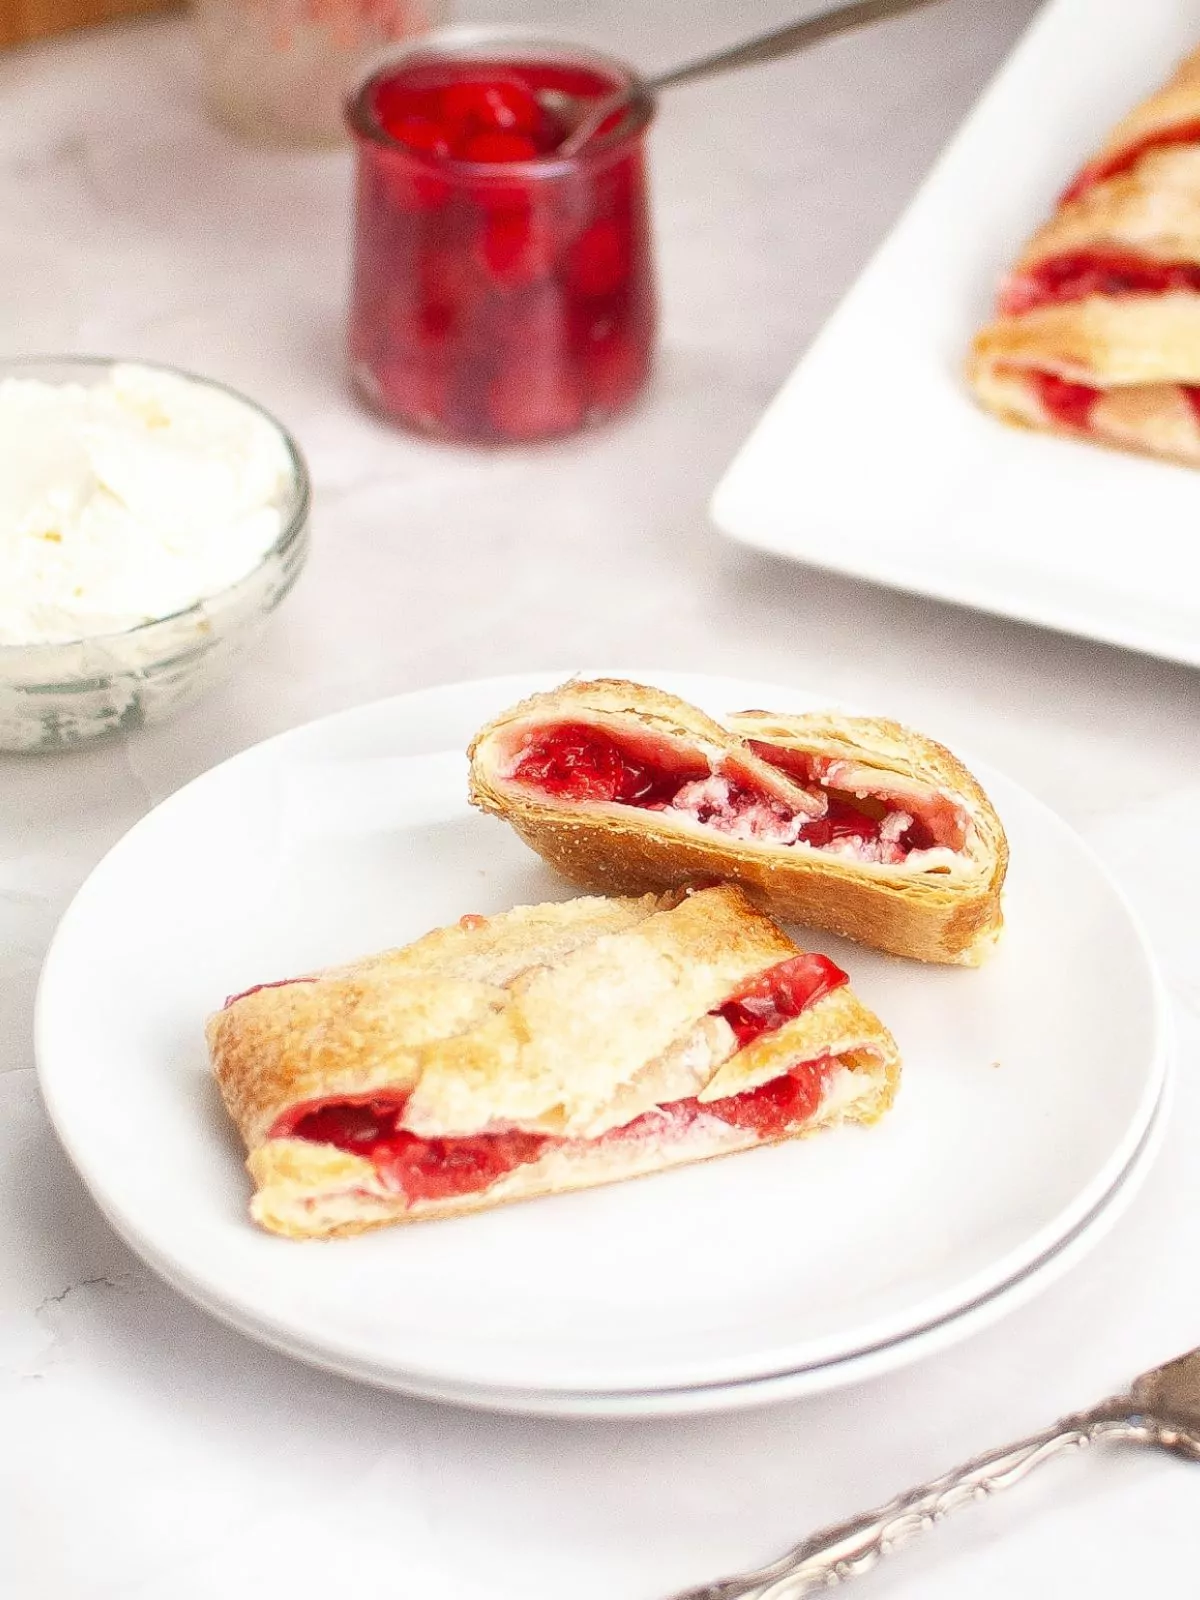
xmin=468 ymin=679 xmax=1006 ymax=965
xmin=208 ymin=885 xmax=899 ymax=1239
xmin=970 ymin=46 xmax=1200 ymax=465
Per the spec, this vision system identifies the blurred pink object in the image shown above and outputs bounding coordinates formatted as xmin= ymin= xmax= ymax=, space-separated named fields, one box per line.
xmin=192 ymin=0 xmax=449 ymax=144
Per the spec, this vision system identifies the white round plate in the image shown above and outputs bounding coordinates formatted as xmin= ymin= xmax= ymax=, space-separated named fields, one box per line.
xmin=388 ymin=1067 xmax=1171 ymax=1416
xmin=36 ymin=672 xmax=1169 ymax=1402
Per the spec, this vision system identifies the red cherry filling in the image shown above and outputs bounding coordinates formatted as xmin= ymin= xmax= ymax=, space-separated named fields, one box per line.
xmin=569 ymin=220 xmax=630 ymax=298
xmin=1000 ymin=250 xmax=1200 ymax=315
xmin=461 ymin=131 xmax=542 ymax=164
xmin=695 ymin=1055 xmax=835 ymax=1136
xmin=1033 ymin=371 xmax=1103 ymax=432
xmin=713 ymin=953 xmax=848 ymax=1050
xmin=276 ymin=1094 xmax=551 ymax=1203
xmin=486 ymin=351 xmax=586 ymax=441
xmin=796 ymin=799 xmax=898 ymax=852
xmin=475 ymin=206 xmax=555 ymax=285
xmin=1061 ymin=118 xmax=1200 ymax=204
xmin=744 ymin=742 xmax=962 ymax=853
xmin=369 ymin=68 xmax=567 ymax=162
xmin=440 ymin=78 xmax=543 ymax=137
xmin=511 ymin=722 xmax=710 ymax=805
xmin=509 ymin=723 xmax=945 ymax=861
xmin=348 ymin=54 xmax=654 ymax=443
xmin=283 ymin=1098 xmax=407 ymax=1152
xmin=274 ymin=957 xmax=849 ymax=1199
xmin=1017 ymin=370 xmax=1200 ymax=436
xmin=577 ymin=310 xmax=652 ymax=412
xmin=385 ymin=116 xmax=453 ymax=160
xmin=373 ymin=1128 xmax=550 ymax=1201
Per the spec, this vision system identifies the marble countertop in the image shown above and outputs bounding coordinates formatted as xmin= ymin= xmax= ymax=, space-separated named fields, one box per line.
xmin=4 ymin=1 xmax=1200 ymax=1595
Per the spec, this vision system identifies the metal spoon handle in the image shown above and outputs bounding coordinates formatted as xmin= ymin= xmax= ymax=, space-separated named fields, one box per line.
xmin=664 ymin=1402 xmax=1195 ymax=1600
xmin=648 ymin=0 xmax=943 ymax=93
xmin=557 ymin=0 xmax=942 ymax=157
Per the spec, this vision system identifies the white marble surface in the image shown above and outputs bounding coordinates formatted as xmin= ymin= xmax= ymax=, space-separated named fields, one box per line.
xmin=3 ymin=0 xmax=1200 ymax=1594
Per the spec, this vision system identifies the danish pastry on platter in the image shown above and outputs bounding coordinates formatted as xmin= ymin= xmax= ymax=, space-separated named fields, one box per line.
xmin=971 ymin=46 xmax=1200 ymax=466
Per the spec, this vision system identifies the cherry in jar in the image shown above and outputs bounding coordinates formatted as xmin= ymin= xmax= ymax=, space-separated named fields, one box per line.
xmin=346 ymin=35 xmax=657 ymax=444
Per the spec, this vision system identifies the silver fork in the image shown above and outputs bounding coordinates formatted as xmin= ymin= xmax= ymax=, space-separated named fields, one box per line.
xmin=667 ymin=1345 xmax=1200 ymax=1600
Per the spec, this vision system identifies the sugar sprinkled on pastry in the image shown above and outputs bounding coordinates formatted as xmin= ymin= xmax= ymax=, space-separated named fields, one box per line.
xmin=468 ymin=679 xmax=1006 ymax=965
xmin=970 ymin=45 xmax=1200 ymax=466
xmin=207 ymin=886 xmax=899 ymax=1239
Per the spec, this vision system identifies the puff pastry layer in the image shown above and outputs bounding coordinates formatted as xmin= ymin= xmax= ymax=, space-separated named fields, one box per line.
xmin=467 ymin=680 xmax=1006 ymax=964
xmin=208 ymin=886 xmax=899 ymax=1238
xmin=970 ymin=47 xmax=1200 ymax=465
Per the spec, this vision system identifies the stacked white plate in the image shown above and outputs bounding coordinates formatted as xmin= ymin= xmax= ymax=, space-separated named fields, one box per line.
xmin=36 ymin=673 xmax=1170 ymax=1416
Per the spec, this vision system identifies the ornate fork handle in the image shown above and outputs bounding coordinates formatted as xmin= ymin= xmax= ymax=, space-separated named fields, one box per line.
xmin=670 ymin=1404 xmax=1199 ymax=1600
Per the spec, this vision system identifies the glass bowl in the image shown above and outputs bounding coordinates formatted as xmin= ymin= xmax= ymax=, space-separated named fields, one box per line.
xmin=0 ymin=358 xmax=311 ymax=754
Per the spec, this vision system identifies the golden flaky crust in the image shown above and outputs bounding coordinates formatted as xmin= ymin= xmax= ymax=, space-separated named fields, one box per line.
xmin=974 ymin=295 xmax=1200 ymax=388
xmin=1012 ymin=149 xmax=1200 ymax=271
xmin=1067 ymin=48 xmax=1200 ymax=193
xmin=467 ymin=681 xmax=1006 ymax=965
xmin=969 ymin=47 xmax=1200 ymax=466
xmin=726 ymin=708 xmax=1007 ymax=964
xmin=402 ymin=885 xmax=797 ymax=1138
xmin=208 ymin=884 xmax=899 ymax=1239
xmin=208 ymin=894 xmax=660 ymax=1150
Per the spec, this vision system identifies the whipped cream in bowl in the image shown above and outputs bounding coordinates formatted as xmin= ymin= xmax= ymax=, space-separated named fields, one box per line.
xmin=0 ymin=359 xmax=310 ymax=751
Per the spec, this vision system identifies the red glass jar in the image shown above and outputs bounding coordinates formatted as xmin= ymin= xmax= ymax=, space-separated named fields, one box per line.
xmin=346 ymin=31 xmax=657 ymax=444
